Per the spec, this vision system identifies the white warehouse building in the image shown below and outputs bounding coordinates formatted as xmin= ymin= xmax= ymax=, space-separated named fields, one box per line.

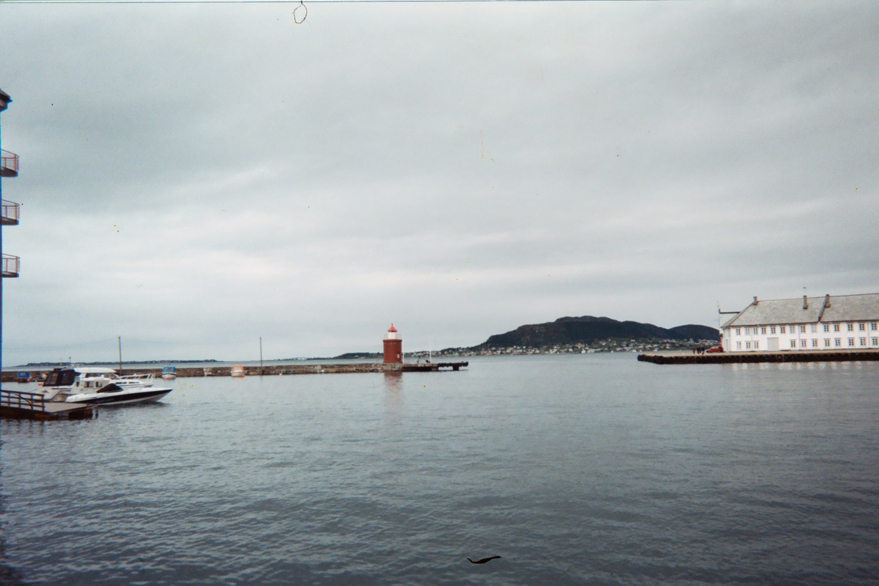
xmin=721 ymin=293 xmax=879 ymax=352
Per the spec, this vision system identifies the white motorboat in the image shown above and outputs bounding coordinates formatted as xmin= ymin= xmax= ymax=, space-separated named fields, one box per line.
xmin=41 ymin=367 xmax=172 ymax=406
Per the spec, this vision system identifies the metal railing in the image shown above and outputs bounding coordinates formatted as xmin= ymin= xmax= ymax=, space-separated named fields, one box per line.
xmin=0 ymin=389 xmax=47 ymax=413
xmin=1 ymin=200 xmax=19 ymax=223
xmin=0 ymin=149 xmax=18 ymax=175
xmin=1 ymin=254 xmax=20 ymax=277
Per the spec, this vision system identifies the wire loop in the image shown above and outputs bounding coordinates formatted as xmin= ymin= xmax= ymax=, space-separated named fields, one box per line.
xmin=293 ymin=0 xmax=307 ymax=24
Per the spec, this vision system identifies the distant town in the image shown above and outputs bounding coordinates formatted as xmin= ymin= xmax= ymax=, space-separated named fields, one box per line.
xmin=14 ymin=315 xmax=721 ymax=367
xmin=337 ymin=336 xmax=718 ymax=360
xmin=413 ymin=337 xmax=718 ymax=357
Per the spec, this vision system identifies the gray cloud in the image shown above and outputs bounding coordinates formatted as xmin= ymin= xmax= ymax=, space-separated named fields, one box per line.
xmin=1 ymin=1 xmax=877 ymax=363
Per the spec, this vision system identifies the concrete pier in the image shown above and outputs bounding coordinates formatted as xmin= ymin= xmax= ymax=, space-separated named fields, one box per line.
xmin=2 ymin=361 xmax=469 ymax=382
xmin=169 ymin=361 xmax=469 ymax=377
xmin=638 ymin=350 xmax=879 ymax=365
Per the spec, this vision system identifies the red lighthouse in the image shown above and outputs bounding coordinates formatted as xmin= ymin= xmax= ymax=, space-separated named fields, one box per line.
xmin=383 ymin=323 xmax=403 ymax=364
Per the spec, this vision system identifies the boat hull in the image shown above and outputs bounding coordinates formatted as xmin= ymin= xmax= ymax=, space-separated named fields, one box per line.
xmin=66 ymin=388 xmax=172 ymax=406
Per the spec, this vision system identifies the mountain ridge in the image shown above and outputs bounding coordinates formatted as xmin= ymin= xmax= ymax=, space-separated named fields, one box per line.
xmin=477 ymin=315 xmax=719 ymax=349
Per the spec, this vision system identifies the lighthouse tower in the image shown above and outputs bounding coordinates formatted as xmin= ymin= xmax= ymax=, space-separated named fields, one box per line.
xmin=383 ymin=323 xmax=403 ymax=364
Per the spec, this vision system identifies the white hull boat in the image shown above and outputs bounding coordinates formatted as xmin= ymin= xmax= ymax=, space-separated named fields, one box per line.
xmin=65 ymin=384 xmax=172 ymax=406
xmin=41 ymin=367 xmax=173 ymax=407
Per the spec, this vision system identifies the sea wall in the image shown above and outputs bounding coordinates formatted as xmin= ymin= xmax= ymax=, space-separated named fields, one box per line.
xmin=638 ymin=350 xmax=879 ymax=365
xmin=1 ymin=361 xmax=468 ymax=382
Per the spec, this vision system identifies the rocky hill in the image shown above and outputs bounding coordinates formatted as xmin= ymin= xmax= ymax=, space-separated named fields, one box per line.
xmin=477 ymin=316 xmax=719 ymax=349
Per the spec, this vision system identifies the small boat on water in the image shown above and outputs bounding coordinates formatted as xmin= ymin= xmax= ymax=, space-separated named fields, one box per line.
xmin=162 ymin=366 xmax=177 ymax=380
xmin=41 ymin=367 xmax=172 ymax=406
xmin=118 ymin=372 xmax=156 ymax=385
xmin=231 ymin=365 xmax=245 ymax=378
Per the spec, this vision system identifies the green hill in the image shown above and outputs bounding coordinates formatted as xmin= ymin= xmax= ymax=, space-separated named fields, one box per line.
xmin=478 ymin=316 xmax=719 ymax=349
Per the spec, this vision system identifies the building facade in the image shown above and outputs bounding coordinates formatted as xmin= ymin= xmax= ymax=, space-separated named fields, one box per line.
xmin=1 ymin=86 xmax=21 ymax=380
xmin=721 ymin=293 xmax=879 ymax=352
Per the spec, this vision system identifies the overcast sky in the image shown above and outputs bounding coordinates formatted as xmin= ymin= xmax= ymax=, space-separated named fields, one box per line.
xmin=0 ymin=0 xmax=877 ymax=364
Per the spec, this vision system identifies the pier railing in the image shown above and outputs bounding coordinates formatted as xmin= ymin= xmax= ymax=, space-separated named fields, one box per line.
xmin=0 ymin=389 xmax=47 ymax=413
xmin=1 ymin=254 xmax=19 ymax=277
xmin=1 ymin=199 xmax=20 ymax=225
xmin=0 ymin=149 xmax=18 ymax=177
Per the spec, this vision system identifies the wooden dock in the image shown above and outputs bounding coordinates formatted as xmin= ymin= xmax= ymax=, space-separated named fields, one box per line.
xmin=0 ymin=388 xmax=95 ymax=420
xmin=638 ymin=349 xmax=879 ymax=365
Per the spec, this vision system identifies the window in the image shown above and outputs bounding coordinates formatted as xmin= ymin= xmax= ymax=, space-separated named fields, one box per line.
xmin=824 ymin=338 xmax=830 ymax=347
xmin=860 ymin=338 xmax=867 ymax=346
xmin=780 ymin=325 xmax=786 ymax=334
xmin=834 ymin=324 xmax=840 ymax=332
xmin=754 ymin=341 xmax=759 ymax=349
xmin=746 ymin=341 xmax=751 ymax=349
xmin=770 ymin=326 xmax=776 ymax=334
xmin=737 ymin=341 xmax=742 ymax=350
xmin=812 ymin=339 xmax=818 ymax=347
xmin=801 ymin=339 xmax=807 ymax=348
xmin=823 ymin=324 xmax=830 ymax=332
xmin=791 ymin=340 xmax=797 ymax=348
xmin=872 ymin=337 xmax=878 ymax=346
xmin=848 ymin=323 xmax=854 ymax=332
xmin=859 ymin=323 xmax=866 ymax=331
xmin=735 ymin=328 xmax=741 ymax=336
xmin=744 ymin=327 xmax=750 ymax=335
xmin=810 ymin=324 xmax=817 ymax=333
xmin=848 ymin=338 xmax=855 ymax=346
xmin=835 ymin=338 xmax=841 ymax=347
xmin=800 ymin=325 xmax=807 ymax=333
xmin=761 ymin=327 xmax=767 ymax=335
xmin=872 ymin=323 xmax=877 ymax=331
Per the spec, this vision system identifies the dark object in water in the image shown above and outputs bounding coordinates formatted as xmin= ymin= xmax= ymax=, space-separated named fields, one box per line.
xmin=467 ymin=556 xmax=501 ymax=564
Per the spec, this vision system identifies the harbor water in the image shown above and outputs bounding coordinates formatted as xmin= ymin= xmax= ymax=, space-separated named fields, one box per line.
xmin=1 ymin=354 xmax=878 ymax=585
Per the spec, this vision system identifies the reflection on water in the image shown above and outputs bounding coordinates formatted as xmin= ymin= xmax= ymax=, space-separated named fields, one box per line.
xmin=0 ymin=438 xmax=27 ymax=585
xmin=383 ymin=372 xmax=403 ymax=425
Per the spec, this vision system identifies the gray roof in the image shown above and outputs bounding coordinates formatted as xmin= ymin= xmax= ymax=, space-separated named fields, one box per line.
xmin=722 ymin=293 xmax=879 ymax=328
xmin=819 ymin=293 xmax=879 ymax=322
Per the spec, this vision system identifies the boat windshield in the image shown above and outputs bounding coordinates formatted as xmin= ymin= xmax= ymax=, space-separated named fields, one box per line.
xmin=44 ymin=369 xmax=77 ymax=387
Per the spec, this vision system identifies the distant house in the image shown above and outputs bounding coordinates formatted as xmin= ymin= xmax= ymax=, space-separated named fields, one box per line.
xmin=721 ymin=293 xmax=879 ymax=352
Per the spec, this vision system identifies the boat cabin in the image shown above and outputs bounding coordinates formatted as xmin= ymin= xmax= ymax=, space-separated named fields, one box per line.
xmin=43 ymin=367 xmax=118 ymax=389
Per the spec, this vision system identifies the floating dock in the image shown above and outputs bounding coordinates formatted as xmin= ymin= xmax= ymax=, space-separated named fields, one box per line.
xmin=0 ymin=388 xmax=95 ymax=420
xmin=638 ymin=350 xmax=879 ymax=365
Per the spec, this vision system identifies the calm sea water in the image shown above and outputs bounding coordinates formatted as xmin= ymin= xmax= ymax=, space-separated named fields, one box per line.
xmin=1 ymin=354 xmax=878 ymax=585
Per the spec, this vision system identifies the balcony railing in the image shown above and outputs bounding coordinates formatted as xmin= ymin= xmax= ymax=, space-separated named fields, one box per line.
xmin=1 ymin=149 xmax=19 ymax=177
xmin=1 ymin=254 xmax=20 ymax=277
xmin=1 ymin=199 xmax=19 ymax=225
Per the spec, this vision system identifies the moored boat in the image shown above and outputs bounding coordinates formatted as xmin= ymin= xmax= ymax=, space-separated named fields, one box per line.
xmin=41 ymin=367 xmax=172 ymax=406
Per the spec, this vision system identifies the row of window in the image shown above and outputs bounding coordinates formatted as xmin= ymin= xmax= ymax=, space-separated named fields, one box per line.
xmin=734 ymin=322 xmax=878 ymax=336
xmin=736 ymin=337 xmax=879 ymax=350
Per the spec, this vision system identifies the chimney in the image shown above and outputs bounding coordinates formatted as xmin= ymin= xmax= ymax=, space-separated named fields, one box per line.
xmin=753 ymin=296 xmax=758 ymax=305
xmin=824 ymin=294 xmax=831 ymax=308
xmin=803 ymin=295 xmax=808 ymax=309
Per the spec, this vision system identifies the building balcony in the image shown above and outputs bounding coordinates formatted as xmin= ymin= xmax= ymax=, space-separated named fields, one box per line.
xmin=1 ymin=149 xmax=19 ymax=177
xmin=1 ymin=254 xmax=19 ymax=278
xmin=1 ymin=200 xmax=19 ymax=225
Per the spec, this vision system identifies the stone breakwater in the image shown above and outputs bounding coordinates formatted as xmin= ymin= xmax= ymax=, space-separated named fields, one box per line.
xmin=637 ymin=349 xmax=879 ymax=365
xmin=1 ymin=362 xmax=469 ymax=382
